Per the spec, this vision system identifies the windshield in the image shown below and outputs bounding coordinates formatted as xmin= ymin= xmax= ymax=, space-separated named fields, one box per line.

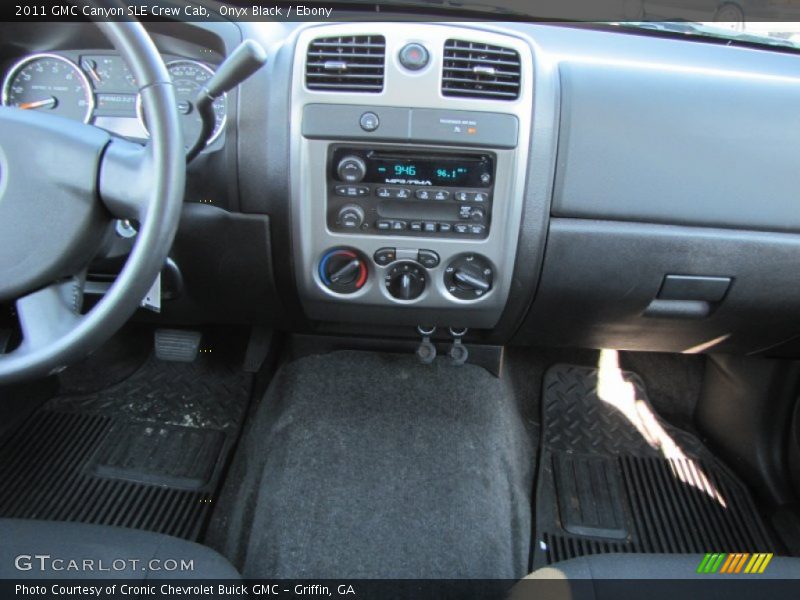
xmin=620 ymin=21 xmax=800 ymax=51
xmin=347 ymin=1 xmax=800 ymax=52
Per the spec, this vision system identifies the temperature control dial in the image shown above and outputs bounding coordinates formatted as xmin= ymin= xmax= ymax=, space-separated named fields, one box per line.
xmin=444 ymin=254 xmax=493 ymax=300
xmin=385 ymin=261 xmax=426 ymax=301
xmin=319 ymin=248 xmax=368 ymax=294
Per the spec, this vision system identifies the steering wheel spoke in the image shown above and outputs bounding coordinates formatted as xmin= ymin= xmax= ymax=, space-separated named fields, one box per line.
xmin=99 ymin=137 xmax=153 ymax=221
xmin=15 ymin=276 xmax=85 ymax=353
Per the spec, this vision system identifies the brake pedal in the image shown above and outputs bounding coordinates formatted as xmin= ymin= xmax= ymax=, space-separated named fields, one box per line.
xmin=154 ymin=329 xmax=202 ymax=362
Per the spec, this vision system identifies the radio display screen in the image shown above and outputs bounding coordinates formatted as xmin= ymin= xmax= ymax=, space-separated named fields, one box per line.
xmin=367 ymin=155 xmax=492 ymax=187
xmin=333 ymin=149 xmax=494 ymax=188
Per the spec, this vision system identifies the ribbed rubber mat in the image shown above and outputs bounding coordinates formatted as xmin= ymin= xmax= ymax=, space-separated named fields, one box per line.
xmin=91 ymin=421 xmax=225 ymax=490
xmin=533 ymin=364 xmax=778 ymax=568
xmin=0 ymin=353 xmax=252 ymax=541
xmin=0 ymin=410 xmax=218 ymax=539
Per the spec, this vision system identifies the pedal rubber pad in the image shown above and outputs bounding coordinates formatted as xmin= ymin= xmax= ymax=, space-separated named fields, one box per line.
xmin=154 ymin=329 xmax=202 ymax=362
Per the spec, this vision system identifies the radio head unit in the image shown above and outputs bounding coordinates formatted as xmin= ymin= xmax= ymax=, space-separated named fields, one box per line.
xmin=327 ymin=146 xmax=495 ymax=238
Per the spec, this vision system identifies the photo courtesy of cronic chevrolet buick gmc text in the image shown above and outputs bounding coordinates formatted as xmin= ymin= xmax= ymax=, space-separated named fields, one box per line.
xmin=1 ymin=1 xmax=800 ymax=598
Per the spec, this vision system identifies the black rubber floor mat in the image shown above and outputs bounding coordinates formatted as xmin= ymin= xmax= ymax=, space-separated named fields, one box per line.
xmin=0 ymin=353 xmax=252 ymax=541
xmin=533 ymin=363 xmax=778 ymax=568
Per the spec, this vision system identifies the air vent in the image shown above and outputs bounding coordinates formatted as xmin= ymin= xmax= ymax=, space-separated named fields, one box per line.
xmin=442 ymin=39 xmax=521 ymax=101
xmin=306 ymin=35 xmax=386 ymax=93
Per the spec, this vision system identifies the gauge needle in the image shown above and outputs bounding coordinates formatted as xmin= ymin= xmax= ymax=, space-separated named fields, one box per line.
xmin=84 ymin=62 xmax=101 ymax=83
xmin=18 ymin=97 xmax=57 ymax=110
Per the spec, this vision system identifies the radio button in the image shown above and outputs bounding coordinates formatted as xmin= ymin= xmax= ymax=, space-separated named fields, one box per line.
xmin=454 ymin=224 xmax=470 ymax=234
xmin=470 ymin=224 xmax=486 ymax=235
xmin=416 ymin=189 xmax=450 ymax=201
xmin=417 ymin=250 xmax=440 ymax=269
xmin=459 ymin=206 xmax=472 ymax=220
xmin=391 ymin=221 xmax=407 ymax=231
xmin=376 ymin=220 xmax=391 ymax=231
xmin=423 ymin=222 xmax=437 ymax=233
xmin=335 ymin=185 xmax=369 ymax=197
xmin=454 ymin=191 xmax=489 ymax=203
xmin=374 ymin=247 xmax=396 ymax=266
xmin=438 ymin=223 xmax=452 ymax=233
xmin=376 ymin=187 xmax=411 ymax=199
xmin=410 ymin=221 xmax=423 ymax=232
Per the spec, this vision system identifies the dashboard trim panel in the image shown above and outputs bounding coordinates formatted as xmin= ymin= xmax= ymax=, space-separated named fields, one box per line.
xmin=289 ymin=22 xmax=535 ymax=329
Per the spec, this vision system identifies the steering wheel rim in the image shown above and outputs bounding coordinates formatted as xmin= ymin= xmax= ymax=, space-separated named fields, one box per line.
xmin=0 ymin=20 xmax=185 ymax=384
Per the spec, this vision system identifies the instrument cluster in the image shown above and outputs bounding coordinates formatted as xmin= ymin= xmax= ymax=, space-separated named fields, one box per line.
xmin=1 ymin=51 xmax=226 ymax=150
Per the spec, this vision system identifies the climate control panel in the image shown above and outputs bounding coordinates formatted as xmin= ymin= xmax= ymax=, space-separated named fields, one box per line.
xmin=317 ymin=246 xmax=494 ymax=303
xmin=327 ymin=146 xmax=495 ymax=239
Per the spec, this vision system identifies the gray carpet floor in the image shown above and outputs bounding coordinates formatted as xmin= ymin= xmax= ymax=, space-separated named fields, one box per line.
xmin=207 ymin=350 xmax=536 ymax=579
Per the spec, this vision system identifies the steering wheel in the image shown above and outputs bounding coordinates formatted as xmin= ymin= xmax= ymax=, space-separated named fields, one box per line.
xmin=0 ymin=21 xmax=185 ymax=384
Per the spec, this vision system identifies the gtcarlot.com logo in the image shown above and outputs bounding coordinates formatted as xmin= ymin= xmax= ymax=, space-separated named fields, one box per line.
xmin=15 ymin=554 xmax=195 ymax=573
xmin=697 ymin=553 xmax=773 ymax=574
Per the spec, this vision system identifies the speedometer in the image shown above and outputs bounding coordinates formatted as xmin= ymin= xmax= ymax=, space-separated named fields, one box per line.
xmin=2 ymin=53 xmax=94 ymax=123
xmin=137 ymin=59 xmax=227 ymax=150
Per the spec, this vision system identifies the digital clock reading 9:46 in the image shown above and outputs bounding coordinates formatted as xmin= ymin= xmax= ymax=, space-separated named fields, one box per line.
xmin=393 ymin=164 xmax=417 ymax=176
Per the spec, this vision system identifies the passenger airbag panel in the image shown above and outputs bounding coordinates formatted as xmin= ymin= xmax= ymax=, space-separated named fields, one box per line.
xmin=553 ymin=61 xmax=800 ymax=231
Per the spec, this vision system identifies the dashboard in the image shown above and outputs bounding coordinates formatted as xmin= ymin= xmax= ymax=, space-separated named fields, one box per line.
xmin=4 ymin=14 xmax=800 ymax=357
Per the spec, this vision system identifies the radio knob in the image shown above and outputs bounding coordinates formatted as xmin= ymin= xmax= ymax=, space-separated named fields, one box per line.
xmin=470 ymin=208 xmax=485 ymax=222
xmin=337 ymin=155 xmax=367 ymax=183
xmin=337 ymin=204 xmax=365 ymax=229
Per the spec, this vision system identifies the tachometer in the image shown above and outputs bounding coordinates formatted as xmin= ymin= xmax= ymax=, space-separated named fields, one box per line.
xmin=2 ymin=53 xmax=94 ymax=123
xmin=137 ymin=59 xmax=227 ymax=149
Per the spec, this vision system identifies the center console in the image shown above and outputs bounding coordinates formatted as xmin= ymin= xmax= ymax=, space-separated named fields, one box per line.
xmin=289 ymin=23 xmax=533 ymax=329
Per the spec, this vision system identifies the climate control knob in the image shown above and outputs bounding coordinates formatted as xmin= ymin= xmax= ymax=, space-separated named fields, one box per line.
xmin=385 ymin=261 xmax=426 ymax=301
xmin=337 ymin=155 xmax=367 ymax=183
xmin=444 ymin=254 xmax=493 ymax=300
xmin=319 ymin=248 xmax=368 ymax=294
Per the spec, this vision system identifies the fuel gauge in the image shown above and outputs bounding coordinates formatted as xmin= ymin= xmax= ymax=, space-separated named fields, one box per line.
xmin=81 ymin=55 xmax=137 ymax=92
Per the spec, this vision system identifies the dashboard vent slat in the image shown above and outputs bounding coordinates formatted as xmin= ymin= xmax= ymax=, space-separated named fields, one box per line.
xmin=306 ymin=35 xmax=386 ymax=93
xmin=442 ymin=39 xmax=521 ymax=101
